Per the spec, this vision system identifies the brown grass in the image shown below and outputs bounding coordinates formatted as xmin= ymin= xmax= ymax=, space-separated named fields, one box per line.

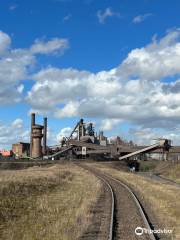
xmin=85 ymin=162 xmax=180 ymax=240
xmin=0 ymin=163 xmax=101 ymax=240
xmin=161 ymin=163 xmax=180 ymax=183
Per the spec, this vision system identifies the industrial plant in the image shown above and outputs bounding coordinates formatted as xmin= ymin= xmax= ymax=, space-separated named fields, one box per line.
xmin=3 ymin=113 xmax=179 ymax=166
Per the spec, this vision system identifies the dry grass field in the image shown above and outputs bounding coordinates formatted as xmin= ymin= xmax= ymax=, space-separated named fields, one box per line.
xmin=0 ymin=163 xmax=101 ymax=240
xmin=161 ymin=163 xmax=180 ymax=183
xmin=86 ymin=162 xmax=180 ymax=240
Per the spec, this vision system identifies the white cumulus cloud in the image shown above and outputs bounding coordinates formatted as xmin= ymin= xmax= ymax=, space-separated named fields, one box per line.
xmin=0 ymin=31 xmax=11 ymax=54
xmin=0 ymin=30 xmax=69 ymax=105
xmin=56 ymin=127 xmax=72 ymax=142
xmin=0 ymin=119 xmax=29 ymax=149
xmin=26 ymin=29 xmax=180 ymax=145
xmin=30 ymin=38 xmax=69 ymax=55
xmin=3 ymin=28 xmax=180 ymax=145
xmin=100 ymin=119 xmax=121 ymax=131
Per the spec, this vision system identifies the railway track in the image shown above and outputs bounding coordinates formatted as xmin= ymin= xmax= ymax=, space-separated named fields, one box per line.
xmin=79 ymin=164 xmax=157 ymax=240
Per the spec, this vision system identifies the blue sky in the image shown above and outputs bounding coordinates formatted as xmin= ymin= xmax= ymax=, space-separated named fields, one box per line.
xmin=1 ymin=0 xmax=180 ymax=148
xmin=1 ymin=0 xmax=179 ymax=71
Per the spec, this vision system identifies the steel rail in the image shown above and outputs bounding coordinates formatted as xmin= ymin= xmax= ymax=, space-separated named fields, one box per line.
xmin=100 ymin=172 xmax=156 ymax=240
xmin=81 ymin=165 xmax=156 ymax=240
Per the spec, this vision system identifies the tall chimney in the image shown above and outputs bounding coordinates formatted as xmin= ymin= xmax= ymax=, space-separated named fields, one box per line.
xmin=43 ymin=117 xmax=47 ymax=155
xmin=30 ymin=113 xmax=35 ymax=157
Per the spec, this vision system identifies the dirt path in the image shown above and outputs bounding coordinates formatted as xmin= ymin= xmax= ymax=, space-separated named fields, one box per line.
xmin=138 ymin=172 xmax=180 ymax=189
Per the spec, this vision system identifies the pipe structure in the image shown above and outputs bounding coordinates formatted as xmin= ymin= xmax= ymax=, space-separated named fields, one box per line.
xmin=30 ymin=113 xmax=35 ymax=157
xmin=68 ymin=119 xmax=82 ymax=140
xmin=43 ymin=117 xmax=47 ymax=155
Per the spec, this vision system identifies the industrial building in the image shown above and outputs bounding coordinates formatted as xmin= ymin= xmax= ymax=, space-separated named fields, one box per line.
xmin=9 ymin=114 xmax=179 ymax=162
xmin=47 ymin=118 xmax=172 ymax=161
xmin=12 ymin=142 xmax=30 ymax=158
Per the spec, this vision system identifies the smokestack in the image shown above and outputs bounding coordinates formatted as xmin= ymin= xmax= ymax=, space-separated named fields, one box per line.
xmin=43 ymin=117 xmax=47 ymax=155
xmin=31 ymin=113 xmax=35 ymax=126
xmin=30 ymin=113 xmax=35 ymax=157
